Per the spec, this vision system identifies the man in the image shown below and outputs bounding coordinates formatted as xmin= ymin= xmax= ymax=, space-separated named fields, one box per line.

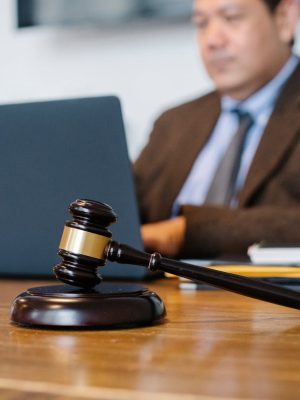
xmin=134 ymin=0 xmax=300 ymax=259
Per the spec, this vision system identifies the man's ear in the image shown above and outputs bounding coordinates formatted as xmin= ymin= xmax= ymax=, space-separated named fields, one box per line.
xmin=274 ymin=0 xmax=300 ymax=44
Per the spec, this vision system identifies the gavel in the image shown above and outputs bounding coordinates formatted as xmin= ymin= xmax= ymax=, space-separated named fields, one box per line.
xmin=54 ymin=199 xmax=300 ymax=310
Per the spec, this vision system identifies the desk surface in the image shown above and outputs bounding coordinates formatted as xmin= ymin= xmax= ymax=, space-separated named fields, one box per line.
xmin=0 ymin=279 xmax=300 ymax=400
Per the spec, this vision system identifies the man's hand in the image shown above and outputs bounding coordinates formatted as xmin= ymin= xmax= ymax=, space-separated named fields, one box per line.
xmin=141 ymin=216 xmax=186 ymax=257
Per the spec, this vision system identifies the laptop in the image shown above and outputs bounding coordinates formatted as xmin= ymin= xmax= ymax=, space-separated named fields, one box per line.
xmin=0 ymin=96 xmax=152 ymax=279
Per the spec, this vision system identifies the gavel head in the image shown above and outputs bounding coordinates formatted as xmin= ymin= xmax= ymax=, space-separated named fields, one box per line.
xmin=54 ymin=199 xmax=117 ymax=288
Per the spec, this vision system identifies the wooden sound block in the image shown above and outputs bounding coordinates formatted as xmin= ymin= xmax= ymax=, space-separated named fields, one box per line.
xmin=11 ymin=283 xmax=166 ymax=329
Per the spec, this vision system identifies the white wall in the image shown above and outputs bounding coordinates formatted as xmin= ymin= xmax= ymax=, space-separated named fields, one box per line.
xmin=1 ymin=0 xmax=299 ymax=159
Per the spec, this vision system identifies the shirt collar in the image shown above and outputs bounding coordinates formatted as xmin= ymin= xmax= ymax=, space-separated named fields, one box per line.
xmin=221 ymin=54 xmax=299 ymax=116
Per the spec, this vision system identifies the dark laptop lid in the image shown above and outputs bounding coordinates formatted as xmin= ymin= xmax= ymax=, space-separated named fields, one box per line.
xmin=0 ymin=96 xmax=148 ymax=279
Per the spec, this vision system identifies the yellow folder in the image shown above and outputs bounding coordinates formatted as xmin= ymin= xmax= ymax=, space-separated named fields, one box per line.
xmin=166 ymin=264 xmax=300 ymax=279
xmin=207 ymin=265 xmax=300 ymax=278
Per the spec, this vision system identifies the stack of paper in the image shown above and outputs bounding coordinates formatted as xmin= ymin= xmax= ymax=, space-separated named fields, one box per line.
xmin=248 ymin=243 xmax=300 ymax=265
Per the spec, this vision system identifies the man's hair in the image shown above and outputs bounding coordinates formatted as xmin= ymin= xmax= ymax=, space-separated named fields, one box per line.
xmin=263 ymin=0 xmax=282 ymax=11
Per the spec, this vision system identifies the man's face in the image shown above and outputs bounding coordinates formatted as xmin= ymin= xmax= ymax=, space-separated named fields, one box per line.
xmin=193 ymin=0 xmax=295 ymax=99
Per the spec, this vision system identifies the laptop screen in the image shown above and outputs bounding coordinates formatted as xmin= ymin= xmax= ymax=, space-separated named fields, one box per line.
xmin=0 ymin=96 xmax=148 ymax=279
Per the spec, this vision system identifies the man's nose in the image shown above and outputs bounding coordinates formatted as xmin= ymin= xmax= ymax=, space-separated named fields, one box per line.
xmin=201 ymin=20 xmax=227 ymax=49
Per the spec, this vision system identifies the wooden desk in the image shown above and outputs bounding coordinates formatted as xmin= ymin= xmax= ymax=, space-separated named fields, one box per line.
xmin=0 ymin=279 xmax=300 ymax=400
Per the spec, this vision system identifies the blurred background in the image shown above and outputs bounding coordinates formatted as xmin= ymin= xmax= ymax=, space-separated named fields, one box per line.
xmin=1 ymin=0 xmax=300 ymax=160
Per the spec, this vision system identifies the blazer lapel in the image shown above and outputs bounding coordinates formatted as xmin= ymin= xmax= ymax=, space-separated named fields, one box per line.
xmin=239 ymin=65 xmax=300 ymax=206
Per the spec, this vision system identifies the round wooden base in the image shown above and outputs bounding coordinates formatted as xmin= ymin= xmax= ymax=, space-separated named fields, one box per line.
xmin=11 ymin=283 xmax=166 ymax=329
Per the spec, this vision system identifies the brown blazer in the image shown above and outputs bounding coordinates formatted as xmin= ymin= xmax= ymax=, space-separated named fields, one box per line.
xmin=134 ymin=64 xmax=300 ymax=258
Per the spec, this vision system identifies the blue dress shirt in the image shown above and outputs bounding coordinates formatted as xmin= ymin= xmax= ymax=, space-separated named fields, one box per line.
xmin=172 ymin=55 xmax=299 ymax=215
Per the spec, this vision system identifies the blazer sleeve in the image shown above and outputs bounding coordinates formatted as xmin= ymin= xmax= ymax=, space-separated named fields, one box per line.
xmin=133 ymin=112 xmax=173 ymax=223
xmin=180 ymin=204 xmax=300 ymax=258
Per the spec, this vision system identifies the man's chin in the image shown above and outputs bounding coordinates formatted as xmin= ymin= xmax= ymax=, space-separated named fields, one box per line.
xmin=212 ymin=76 xmax=248 ymax=99
xmin=214 ymin=81 xmax=237 ymax=94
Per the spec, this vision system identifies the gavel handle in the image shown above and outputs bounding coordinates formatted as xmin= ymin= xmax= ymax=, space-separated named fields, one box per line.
xmin=106 ymin=241 xmax=300 ymax=310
